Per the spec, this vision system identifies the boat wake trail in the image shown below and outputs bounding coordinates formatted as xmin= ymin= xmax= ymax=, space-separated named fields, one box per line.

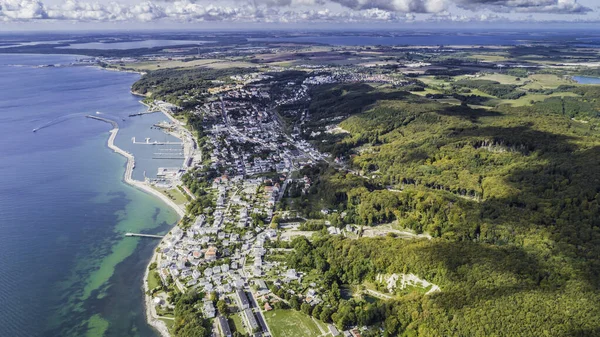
xmin=32 ymin=111 xmax=122 ymax=132
xmin=32 ymin=112 xmax=88 ymax=132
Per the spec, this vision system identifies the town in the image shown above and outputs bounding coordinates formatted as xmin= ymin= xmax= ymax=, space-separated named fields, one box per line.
xmin=144 ymin=67 xmax=366 ymax=337
xmin=124 ymin=37 xmax=600 ymax=337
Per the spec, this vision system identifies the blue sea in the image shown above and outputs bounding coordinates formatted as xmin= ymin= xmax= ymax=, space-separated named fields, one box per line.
xmin=59 ymin=40 xmax=214 ymax=50
xmin=248 ymin=31 xmax=600 ymax=46
xmin=0 ymin=54 xmax=181 ymax=337
xmin=573 ymin=76 xmax=600 ymax=84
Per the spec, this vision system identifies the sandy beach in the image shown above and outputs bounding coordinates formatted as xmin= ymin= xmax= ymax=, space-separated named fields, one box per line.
xmin=92 ymin=114 xmax=189 ymax=337
xmin=92 ymin=65 xmax=193 ymax=337
xmin=105 ymin=125 xmax=186 ymax=217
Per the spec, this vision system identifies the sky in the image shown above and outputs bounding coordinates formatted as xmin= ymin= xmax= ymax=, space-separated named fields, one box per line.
xmin=0 ymin=0 xmax=599 ymax=29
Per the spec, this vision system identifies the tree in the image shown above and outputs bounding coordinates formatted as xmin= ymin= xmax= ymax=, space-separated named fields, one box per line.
xmin=312 ymin=304 xmax=322 ymax=319
xmin=330 ymin=282 xmax=341 ymax=301
xmin=320 ymin=307 xmax=333 ymax=323
xmin=290 ymin=296 xmax=301 ymax=311
xmin=301 ymin=302 xmax=313 ymax=316
xmin=217 ymin=300 xmax=228 ymax=315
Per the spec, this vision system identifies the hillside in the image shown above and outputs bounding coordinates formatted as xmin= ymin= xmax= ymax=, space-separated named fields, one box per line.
xmin=279 ymin=82 xmax=600 ymax=336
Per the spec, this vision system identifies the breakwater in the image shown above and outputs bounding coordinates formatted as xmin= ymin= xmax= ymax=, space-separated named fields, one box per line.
xmin=87 ymin=116 xmax=185 ymax=218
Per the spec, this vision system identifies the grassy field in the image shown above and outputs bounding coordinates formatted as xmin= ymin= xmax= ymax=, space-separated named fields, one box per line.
xmin=468 ymin=53 xmax=509 ymax=62
xmin=520 ymin=74 xmax=574 ymax=90
xmin=465 ymin=73 xmax=523 ymax=85
xmin=119 ymin=58 xmax=257 ymax=71
xmin=501 ymin=92 xmax=580 ymax=107
xmin=417 ymin=76 xmax=448 ymax=87
xmin=155 ymin=187 xmax=188 ymax=205
xmin=263 ymin=309 xmax=325 ymax=337
xmin=410 ymin=87 xmax=443 ymax=96
xmin=147 ymin=270 xmax=161 ymax=290
xmin=230 ymin=312 xmax=247 ymax=335
xmin=159 ymin=318 xmax=175 ymax=332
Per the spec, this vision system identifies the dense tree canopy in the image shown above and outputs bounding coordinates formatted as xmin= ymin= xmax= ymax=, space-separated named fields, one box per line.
xmin=280 ymin=81 xmax=600 ymax=336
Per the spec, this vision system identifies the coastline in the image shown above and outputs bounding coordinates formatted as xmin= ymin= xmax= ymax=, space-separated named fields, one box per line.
xmin=95 ymin=65 xmax=192 ymax=337
xmin=96 ymin=113 xmax=188 ymax=337
xmin=105 ymin=124 xmax=185 ymax=218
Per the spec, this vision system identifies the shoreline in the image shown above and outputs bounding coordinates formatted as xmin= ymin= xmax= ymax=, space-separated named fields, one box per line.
xmin=105 ymin=125 xmax=186 ymax=218
xmin=96 ymin=64 xmax=188 ymax=337
xmin=97 ymin=114 xmax=187 ymax=337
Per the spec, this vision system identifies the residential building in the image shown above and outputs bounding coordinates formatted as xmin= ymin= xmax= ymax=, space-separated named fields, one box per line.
xmin=217 ymin=316 xmax=232 ymax=337
xmin=236 ymin=289 xmax=250 ymax=309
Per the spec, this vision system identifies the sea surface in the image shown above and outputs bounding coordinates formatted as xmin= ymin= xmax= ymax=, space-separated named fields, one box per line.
xmin=572 ymin=76 xmax=600 ymax=84
xmin=59 ymin=40 xmax=213 ymax=50
xmin=0 ymin=54 xmax=182 ymax=337
xmin=248 ymin=31 xmax=600 ymax=46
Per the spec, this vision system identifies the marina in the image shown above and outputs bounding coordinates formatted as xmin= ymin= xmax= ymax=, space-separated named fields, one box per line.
xmin=131 ymin=137 xmax=183 ymax=145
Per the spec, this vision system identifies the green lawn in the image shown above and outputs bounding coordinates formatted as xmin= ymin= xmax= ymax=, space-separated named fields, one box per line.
xmin=230 ymin=312 xmax=247 ymax=335
xmin=159 ymin=318 xmax=175 ymax=333
xmin=147 ymin=270 xmax=161 ymax=290
xmin=162 ymin=188 xmax=188 ymax=205
xmin=263 ymin=309 xmax=324 ymax=337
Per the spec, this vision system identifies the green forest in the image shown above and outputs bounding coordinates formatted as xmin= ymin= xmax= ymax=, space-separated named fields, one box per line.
xmin=280 ymin=81 xmax=600 ymax=336
xmin=130 ymin=64 xmax=600 ymax=336
xmin=131 ymin=67 xmax=255 ymax=108
xmin=282 ymin=235 xmax=600 ymax=337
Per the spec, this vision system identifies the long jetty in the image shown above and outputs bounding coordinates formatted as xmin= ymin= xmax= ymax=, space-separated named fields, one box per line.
xmin=125 ymin=233 xmax=164 ymax=239
xmin=86 ymin=115 xmax=118 ymax=128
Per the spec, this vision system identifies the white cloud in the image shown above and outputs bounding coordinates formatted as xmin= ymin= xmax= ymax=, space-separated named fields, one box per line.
xmin=0 ymin=0 xmax=595 ymax=23
xmin=0 ymin=0 xmax=47 ymax=21
xmin=165 ymin=2 xmax=269 ymax=21
xmin=454 ymin=0 xmax=591 ymax=13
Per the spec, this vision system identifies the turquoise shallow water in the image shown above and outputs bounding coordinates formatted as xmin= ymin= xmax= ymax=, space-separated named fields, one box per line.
xmin=0 ymin=54 xmax=179 ymax=337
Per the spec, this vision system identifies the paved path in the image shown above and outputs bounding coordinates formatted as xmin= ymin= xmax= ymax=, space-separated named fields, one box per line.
xmin=364 ymin=288 xmax=393 ymax=300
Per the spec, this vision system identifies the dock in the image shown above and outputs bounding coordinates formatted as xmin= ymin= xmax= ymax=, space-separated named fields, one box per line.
xmin=125 ymin=233 xmax=164 ymax=239
xmin=132 ymin=137 xmax=183 ymax=145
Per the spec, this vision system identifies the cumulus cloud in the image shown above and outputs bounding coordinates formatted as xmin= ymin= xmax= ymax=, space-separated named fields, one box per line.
xmin=0 ymin=0 xmax=422 ymax=22
xmin=0 ymin=0 xmax=47 ymax=21
xmin=276 ymin=7 xmax=404 ymax=21
xmin=454 ymin=0 xmax=591 ymax=13
xmin=250 ymin=0 xmax=589 ymax=13
xmin=429 ymin=9 xmax=506 ymax=21
xmin=0 ymin=0 xmax=595 ymax=23
xmin=165 ymin=1 xmax=271 ymax=21
xmin=329 ymin=0 xmax=446 ymax=12
xmin=252 ymin=0 xmax=447 ymax=13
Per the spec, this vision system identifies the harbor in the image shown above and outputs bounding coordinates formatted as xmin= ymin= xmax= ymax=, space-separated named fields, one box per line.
xmin=131 ymin=137 xmax=183 ymax=145
xmin=87 ymin=112 xmax=187 ymax=218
